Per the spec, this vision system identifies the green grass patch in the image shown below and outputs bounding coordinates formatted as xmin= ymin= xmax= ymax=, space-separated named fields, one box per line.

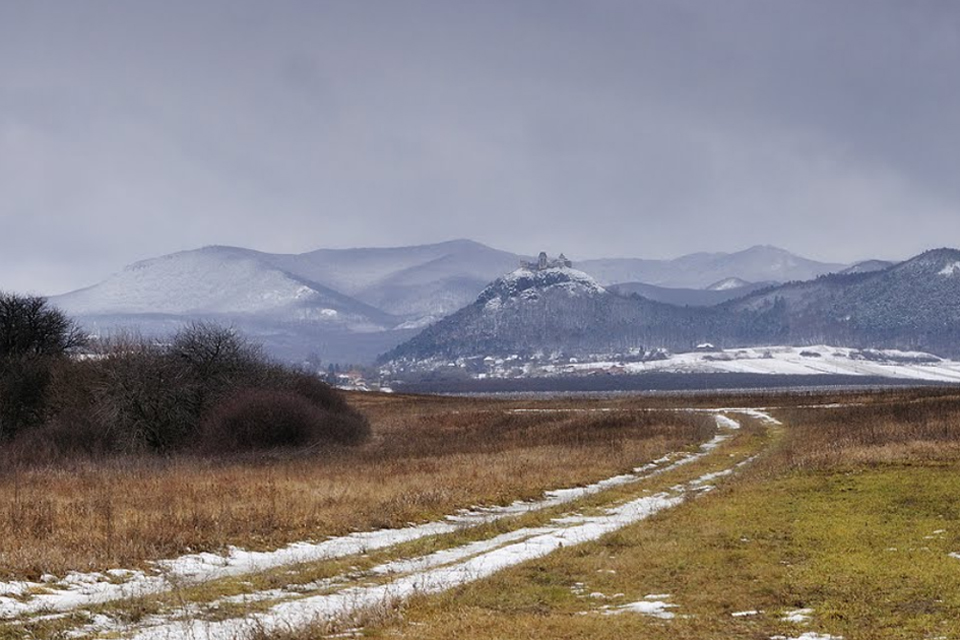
xmin=371 ymin=462 xmax=960 ymax=640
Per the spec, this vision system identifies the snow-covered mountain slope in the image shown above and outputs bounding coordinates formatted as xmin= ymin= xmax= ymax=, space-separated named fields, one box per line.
xmin=380 ymin=263 xmax=714 ymax=363
xmin=268 ymin=239 xmax=489 ymax=295
xmin=707 ymin=277 xmax=755 ymax=291
xmin=52 ymin=240 xmax=854 ymax=325
xmin=707 ymin=249 xmax=960 ymax=357
xmin=52 ymin=246 xmax=395 ymax=330
xmin=578 ymin=245 xmax=847 ymax=288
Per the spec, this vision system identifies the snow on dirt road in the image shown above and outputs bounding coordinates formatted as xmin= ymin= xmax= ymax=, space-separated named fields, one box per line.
xmin=0 ymin=410 xmax=775 ymax=639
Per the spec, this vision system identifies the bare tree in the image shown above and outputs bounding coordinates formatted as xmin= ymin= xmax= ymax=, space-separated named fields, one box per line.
xmin=0 ymin=293 xmax=85 ymax=358
xmin=0 ymin=292 xmax=86 ymax=439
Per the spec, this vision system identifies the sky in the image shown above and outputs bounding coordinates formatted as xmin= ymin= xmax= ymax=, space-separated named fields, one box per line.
xmin=2 ymin=0 xmax=960 ymax=295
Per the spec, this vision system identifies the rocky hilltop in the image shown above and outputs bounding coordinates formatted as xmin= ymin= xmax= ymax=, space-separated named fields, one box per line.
xmin=381 ymin=256 xmax=721 ymax=364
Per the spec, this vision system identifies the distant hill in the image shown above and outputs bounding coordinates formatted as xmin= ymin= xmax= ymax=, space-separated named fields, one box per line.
xmin=51 ymin=246 xmax=414 ymax=363
xmin=54 ymin=246 xmax=394 ymax=329
xmin=726 ymin=248 xmax=960 ymax=355
xmin=608 ymin=280 xmax=774 ymax=307
xmin=268 ymin=239 xmax=528 ymax=319
xmin=578 ymin=245 xmax=846 ymax=288
xmin=839 ymin=259 xmax=896 ymax=275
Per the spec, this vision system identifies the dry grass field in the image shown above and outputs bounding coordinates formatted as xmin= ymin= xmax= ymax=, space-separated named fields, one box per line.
xmin=355 ymin=391 xmax=960 ymax=640
xmin=0 ymin=392 xmax=713 ymax=580
xmin=3 ymin=387 xmax=960 ymax=640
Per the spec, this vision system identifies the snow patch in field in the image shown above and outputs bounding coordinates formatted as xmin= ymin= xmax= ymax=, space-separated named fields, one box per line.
xmin=728 ymin=408 xmax=783 ymax=425
xmin=0 ymin=582 xmax=32 ymax=598
xmin=771 ymin=634 xmax=843 ymax=640
xmin=605 ymin=597 xmax=677 ymax=619
xmin=510 ymin=407 xmax=614 ymax=413
xmin=949 ymin=552 xmax=960 ymax=561
xmin=0 ymin=474 xmax=632 ymax=619
xmin=126 ymin=487 xmax=705 ymax=640
xmin=369 ymin=528 xmax=546 ymax=578
xmin=127 ymin=489 xmax=692 ymax=640
xmin=715 ymin=415 xmax=741 ymax=430
xmin=782 ymin=608 xmax=814 ymax=623
xmin=689 ymin=468 xmax=734 ymax=489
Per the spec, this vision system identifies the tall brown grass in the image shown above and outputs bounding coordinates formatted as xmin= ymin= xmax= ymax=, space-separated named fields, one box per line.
xmin=773 ymin=393 xmax=960 ymax=469
xmin=0 ymin=395 xmax=713 ymax=580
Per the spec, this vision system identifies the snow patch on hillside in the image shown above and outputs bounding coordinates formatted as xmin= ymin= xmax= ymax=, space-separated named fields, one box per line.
xmin=57 ymin=253 xmax=323 ymax=315
xmin=708 ymin=277 xmax=751 ymax=291
xmin=394 ymin=315 xmax=439 ymax=330
xmin=478 ymin=266 xmax=606 ymax=305
xmin=938 ymin=262 xmax=960 ymax=277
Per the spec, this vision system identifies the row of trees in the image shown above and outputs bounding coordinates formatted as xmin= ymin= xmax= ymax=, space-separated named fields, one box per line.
xmin=0 ymin=292 xmax=369 ymax=462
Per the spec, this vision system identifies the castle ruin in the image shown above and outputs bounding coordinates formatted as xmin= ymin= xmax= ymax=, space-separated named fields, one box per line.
xmin=522 ymin=251 xmax=573 ymax=271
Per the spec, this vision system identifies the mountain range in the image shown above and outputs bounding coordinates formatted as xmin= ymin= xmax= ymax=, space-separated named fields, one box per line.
xmin=381 ymin=249 xmax=960 ymax=368
xmin=50 ymin=240 xmax=876 ymax=364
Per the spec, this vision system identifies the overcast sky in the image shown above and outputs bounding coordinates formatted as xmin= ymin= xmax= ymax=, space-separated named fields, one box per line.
xmin=2 ymin=1 xmax=960 ymax=294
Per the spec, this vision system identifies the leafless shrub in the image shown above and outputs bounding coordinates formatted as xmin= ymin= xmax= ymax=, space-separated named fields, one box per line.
xmin=200 ymin=388 xmax=370 ymax=453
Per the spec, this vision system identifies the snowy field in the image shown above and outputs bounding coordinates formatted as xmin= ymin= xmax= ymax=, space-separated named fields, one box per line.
xmin=553 ymin=345 xmax=960 ymax=383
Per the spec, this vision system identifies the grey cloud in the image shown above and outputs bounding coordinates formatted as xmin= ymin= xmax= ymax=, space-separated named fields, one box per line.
xmin=2 ymin=0 xmax=959 ymax=294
